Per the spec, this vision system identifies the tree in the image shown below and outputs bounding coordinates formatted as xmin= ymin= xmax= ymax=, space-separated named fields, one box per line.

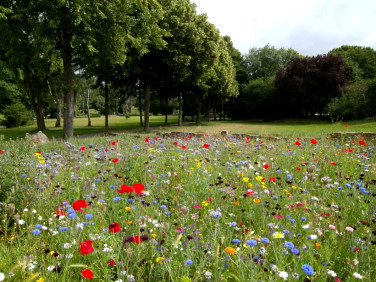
xmin=275 ymin=54 xmax=352 ymax=117
xmin=329 ymin=45 xmax=376 ymax=80
xmin=0 ymin=1 xmax=61 ymax=131
xmin=244 ymin=44 xmax=299 ymax=79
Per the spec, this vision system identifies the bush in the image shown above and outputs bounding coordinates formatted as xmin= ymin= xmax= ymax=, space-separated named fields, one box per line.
xmin=1 ymin=103 xmax=32 ymax=128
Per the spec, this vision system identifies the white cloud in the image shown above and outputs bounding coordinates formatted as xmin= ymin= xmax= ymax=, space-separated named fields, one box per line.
xmin=192 ymin=0 xmax=376 ymax=55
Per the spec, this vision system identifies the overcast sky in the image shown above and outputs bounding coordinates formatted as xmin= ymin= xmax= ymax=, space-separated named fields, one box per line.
xmin=192 ymin=0 xmax=376 ymax=56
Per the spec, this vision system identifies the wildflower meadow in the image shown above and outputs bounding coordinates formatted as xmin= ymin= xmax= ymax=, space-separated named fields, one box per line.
xmin=0 ymin=132 xmax=375 ymax=281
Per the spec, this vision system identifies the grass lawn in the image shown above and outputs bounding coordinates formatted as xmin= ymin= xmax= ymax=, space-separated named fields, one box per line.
xmin=0 ymin=116 xmax=375 ymax=141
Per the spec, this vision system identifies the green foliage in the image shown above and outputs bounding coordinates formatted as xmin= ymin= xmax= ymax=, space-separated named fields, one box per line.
xmin=244 ymin=44 xmax=300 ymax=79
xmin=1 ymin=103 xmax=32 ymax=128
xmin=327 ymin=81 xmax=368 ymax=120
xmin=366 ymin=79 xmax=376 ymax=117
xmin=330 ymin=45 xmax=376 ymax=80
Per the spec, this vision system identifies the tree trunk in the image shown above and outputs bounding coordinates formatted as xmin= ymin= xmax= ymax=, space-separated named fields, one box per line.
xmin=213 ymin=101 xmax=217 ymax=121
xmin=86 ymin=88 xmax=91 ymax=127
xmin=164 ymin=97 xmax=168 ymax=124
xmin=178 ymin=93 xmax=183 ymax=127
xmin=104 ymin=79 xmax=109 ymax=132
xmin=61 ymin=32 xmax=74 ymax=139
xmin=55 ymin=96 xmax=62 ymax=127
xmin=144 ymin=83 xmax=151 ymax=131
xmin=196 ymin=99 xmax=201 ymax=126
xmin=138 ymin=91 xmax=143 ymax=127
xmin=27 ymin=75 xmax=46 ymax=131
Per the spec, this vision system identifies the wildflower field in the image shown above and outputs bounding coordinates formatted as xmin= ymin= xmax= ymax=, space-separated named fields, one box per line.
xmin=0 ymin=132 xmax=375 ymax=281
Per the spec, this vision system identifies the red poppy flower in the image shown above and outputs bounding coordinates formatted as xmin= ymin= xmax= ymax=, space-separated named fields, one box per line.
xmin=203 ymin=143 xmax=210 ymax=149
xmin=79 ymin=240 xmax=94 ymax=255
xmin=359 ymin=140 xmax=366 ymax=146
xmin=80 ymin=146 xmax=86 ymax=151
xmin=173 ymin=142 xmax=178 ymax=146
xmin=263 ymin=163 xmax=269 ymax=170
xmin=329 ymin=162 xmax=336 ymax=165
xmin=55 ymin=208 xmax=66 ymax=216
xmin=132 ymin=183 xmax=145 ymax=194
xmin=182 ymin=145 xmax=187 ymax=150
xmin=109 ymin=222 xmax=121 ymax=233
xmin=345 ymin=124 xmax=348 ymax=128
xmin=295 ymin=166 xmax=301 ymax=171
xmin=0 ymin=150 xmax=4 ymax=154
xmin=108 ymin=258 xmax=115 ymax=266
xmin=72 ymin=200 xmax=89 ymax=212
xmin=154 ymin=137 xmax=158 ymax=140
xmin=310 ymin=139 xmax=317 ymax=144
xmin=269 ymin=177 xmax=276 ymax=183
xmin=81 ymin=269 xmax=94 ymax=279
xmin=294 ymin=141 xmax=301 ymax=146
xmin=112 ymin=141 xmax=116 ymax=146
xmin=112 ymin=158 xmax=119 ymax=163
xmin=133 ymin=235 xmax=143 ymax=244
xmin=145 ymin=138 xmax=149 ymax=143
xmin=118 ymin=184 xmax=134 ymax=193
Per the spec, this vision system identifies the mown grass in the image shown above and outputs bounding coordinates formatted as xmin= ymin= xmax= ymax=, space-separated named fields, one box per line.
xmin=1 ymin=116 xmax=375 ymax=141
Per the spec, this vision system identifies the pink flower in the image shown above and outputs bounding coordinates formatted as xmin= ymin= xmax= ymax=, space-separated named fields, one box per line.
xmin=345 ymin=227 xmax=354 ymax=232
xmin=329 ymin=224 xmax=336 ymax=230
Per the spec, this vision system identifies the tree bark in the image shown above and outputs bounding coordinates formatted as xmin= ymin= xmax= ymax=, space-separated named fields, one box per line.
xmin=61 ymin=30 xmax=74 ymax=139
xmin=138 ymin=91 xmax=143 ymax=127
xmin=144 ymin=83 xmax=151 ymax=131
xmin=86 ymin=88 xmax=91 ymax=127
xmin=178 ymin=93 xmax=183 ymax=127
xmin=164 ymin=97 xmax=168 ymax=124
xmin=104 ymin=79 xmax=109 ymax=132
xmin=55 ymin=96 xmax=62 ymax=127
xmin=196 ymin=99 xmax=201 ymax=126
xmin=27 ymin=75 xmax=46 ymax=131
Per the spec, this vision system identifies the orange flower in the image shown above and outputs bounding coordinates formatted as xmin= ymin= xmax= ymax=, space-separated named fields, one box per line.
xmin=315 ymin=242 xmax=321 ymax=247
xmin=224 ymin=247 xmax=237 ymax=255
xmin=253 ymin=198 xmax=261 ymax=204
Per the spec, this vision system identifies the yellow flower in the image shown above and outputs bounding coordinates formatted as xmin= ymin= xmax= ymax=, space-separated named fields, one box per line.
xmin=125 ymin=207 xmax=131 ymax=212
xmin=253 ymin=198 xmax=261 ymax=204
xmin=196 ymin=162 xmax=202 ymax=168
xmin=272 ymin=232 xmax=284 ymax=239
xmin=224 ymin=247 xmax=237 ymax=255
xmin=234 ymin=201 xmax=239 ymax=205
xmin=242 ymin=177 xmax=249 ymax=183
xmin=127 ymin=220 xmax=133 ymax=224
xmin=156 ymin=256 xmax=164 ymax=263
xmin=201 ymin=201 xmax=209 ymax=207
xmin=36 ymin=278 xmax=45 ymax=282
xmin=152 ymin=233 xmax=157 ymax=238
xmin=247 ymin=183 xmax=253 ymax=188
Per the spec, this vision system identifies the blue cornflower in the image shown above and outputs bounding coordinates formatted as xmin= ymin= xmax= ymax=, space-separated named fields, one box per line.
xmin=213 ymin=211 xmax=222 ymax=218
xmin=113 ymin=196 xmax=121 ymax=201
xmin=128 ymin=199 xmax=134 ymax=203
xmin=291 ymin=248 xmax=300 ymax=255
xmin=59 ymin=227 xmax=69 ymax=232
xmin=301 ymin=217 xmax=307 ymax=221
xmin=185 ymin=259 xmax=193 ymax=265
xmin=246 ymin=239 xmax=258 ymax=246
xmin=261 ymin=237 xmax=270 ymax=244
xmin=85 ymin=214 xmax=93 ymax=220
xmin=302 ymin=264 xmax=314 ymax=275
xmin=232 ymin=239 xmax=241 ymax=244
xmin=67 ymin=208 xmax=75 ymax=214
xmin=36 ymin=224 xmax=43 ymax=229
xmin=32 ymin=229 xmax=41 ymax=235
xmin=284 ymin=241 xmax=295 ymax=249
xmin=160 ymin=205 xmax=167 ymax=209
xmin=165 ymin=211 xmax=171 ymax=215
xmin=68 ymin=213 xmax=77 ymax=219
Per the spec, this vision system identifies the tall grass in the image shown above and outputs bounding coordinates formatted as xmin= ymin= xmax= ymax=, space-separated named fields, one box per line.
xmin=0 ymin=130 xmax=375 ymax=281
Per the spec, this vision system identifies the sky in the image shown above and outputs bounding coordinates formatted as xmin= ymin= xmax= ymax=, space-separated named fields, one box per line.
xmin=192 ymin=0 xmax=376 ymax=56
